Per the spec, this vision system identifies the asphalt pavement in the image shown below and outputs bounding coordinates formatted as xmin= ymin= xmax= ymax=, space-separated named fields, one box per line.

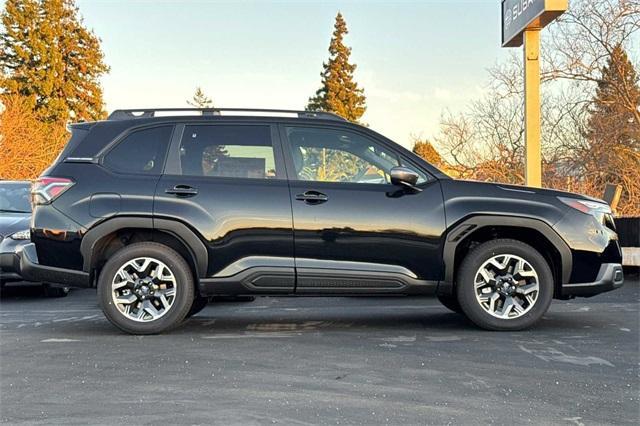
xmin=1 ymin=274 xmax=638 ymax=425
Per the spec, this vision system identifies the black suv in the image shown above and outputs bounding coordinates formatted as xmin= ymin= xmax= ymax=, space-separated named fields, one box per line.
xmin=18 ymin=108 xmax=624 ymax=334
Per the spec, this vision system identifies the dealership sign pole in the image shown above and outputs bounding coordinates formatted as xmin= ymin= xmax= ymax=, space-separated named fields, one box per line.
xmin=502 ymin=0 xmax=567 ymax=187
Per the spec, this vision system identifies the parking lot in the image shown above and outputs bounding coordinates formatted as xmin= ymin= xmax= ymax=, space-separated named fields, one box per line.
xmin=1 ymin=274 xmax=638 ymax=425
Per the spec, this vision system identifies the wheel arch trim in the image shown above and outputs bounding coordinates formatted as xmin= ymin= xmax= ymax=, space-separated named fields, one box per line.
xmin=79 ymin=216 xmax=208 ymax=278
xmin=441 ymin=215 xmax=572 ymax=294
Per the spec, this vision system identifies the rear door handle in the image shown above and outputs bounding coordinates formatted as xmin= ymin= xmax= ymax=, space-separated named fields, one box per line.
xmin=295 ymin=190 xmax=328 ymax=204
xmin=165 ymin=185 xmax=198 ymax=197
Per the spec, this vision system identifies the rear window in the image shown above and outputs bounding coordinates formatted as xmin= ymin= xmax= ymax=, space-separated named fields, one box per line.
xmin=179 ymin=125 xmax=277 ymax=179
xmin=103 ymin=126 xmax=173 ymax=175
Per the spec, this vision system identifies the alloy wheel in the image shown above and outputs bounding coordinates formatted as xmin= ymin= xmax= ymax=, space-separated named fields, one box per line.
xmin=474 ymin=254 xmax=539 ymax=319
xmin=111 ymin=257 xmax=177 ymax=322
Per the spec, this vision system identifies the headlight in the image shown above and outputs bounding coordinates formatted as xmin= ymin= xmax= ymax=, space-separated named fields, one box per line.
xmin=9 ymin=229 xmax=31 ymax=240
xmin=558 ymin=197 xmax=611 ymax=217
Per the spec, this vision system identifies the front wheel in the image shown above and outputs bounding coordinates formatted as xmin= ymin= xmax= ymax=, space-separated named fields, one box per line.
xmin=98 ymin=242 xmax=194 ymax=335
xmin=456 ymin=239 xmax=554 ymax=331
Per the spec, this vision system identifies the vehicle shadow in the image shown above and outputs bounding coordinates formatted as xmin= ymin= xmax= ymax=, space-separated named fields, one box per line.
xmin=175 ymin=310 xmax=618 ymax=336
xmin=186 ymin=310 xmax=472 ymax=332
xmin=1 ymin=287 xmax=632 ymax=337
xmin=0 ymin=282 xmax=49 ymax=299
xmin=2 ymin=307 xmax=624 ymax=337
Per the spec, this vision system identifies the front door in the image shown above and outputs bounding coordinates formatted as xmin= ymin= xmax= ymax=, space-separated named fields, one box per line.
xmin=155 ymin=123 xmax=295 ymax=293
xmin=281 ymin=125 xmax=446 ymax=293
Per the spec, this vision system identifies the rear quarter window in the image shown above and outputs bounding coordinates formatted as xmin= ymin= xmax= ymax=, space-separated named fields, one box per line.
xmin=103 ymin=126 xmax=173 ymax=175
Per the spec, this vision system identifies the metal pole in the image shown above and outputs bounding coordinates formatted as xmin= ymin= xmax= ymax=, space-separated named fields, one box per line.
xmin=524 ymin=28 xmax=541 ymax=188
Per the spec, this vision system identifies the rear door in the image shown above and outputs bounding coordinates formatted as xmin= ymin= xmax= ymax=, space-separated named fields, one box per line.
xmin=154 ymin=122 xmax=295 ymax=291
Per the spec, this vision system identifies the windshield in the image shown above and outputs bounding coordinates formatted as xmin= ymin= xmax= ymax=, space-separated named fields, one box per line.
xmin=0 ymin=182 xmax=32 ymax=213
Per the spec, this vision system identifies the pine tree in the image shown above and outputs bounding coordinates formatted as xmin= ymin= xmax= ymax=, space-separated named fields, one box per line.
xmin=585 ymin=44 xmax=640 ymax=214
xmin=307 ymin=12 xmax=366 ymax=123
xmin=588 ymin=44 xmax=640 ymax=150
xmin=187 ymin=87 xmax=214 ymax=108
xmin=0 ymin=0 xmax=109 ymax=123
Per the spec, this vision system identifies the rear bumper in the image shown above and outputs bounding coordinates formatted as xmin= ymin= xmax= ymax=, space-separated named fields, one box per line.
xmin=561 ymin=263 xmax=624 ymax=298
xmin=18 ymin=243 xmax=91 ymax=288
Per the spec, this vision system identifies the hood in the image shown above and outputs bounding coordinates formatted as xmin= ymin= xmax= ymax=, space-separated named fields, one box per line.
xmin=455 ymin=180 xmax=605 ymax=203
xmin=0 ymin=212 xmax=31 ymax=238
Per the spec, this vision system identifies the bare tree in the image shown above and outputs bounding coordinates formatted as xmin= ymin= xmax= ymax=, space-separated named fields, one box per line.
xmin=431 ymin=0 xmax=640 ymax=215
xmin=544 ymin=0 xmax=640 ymax=122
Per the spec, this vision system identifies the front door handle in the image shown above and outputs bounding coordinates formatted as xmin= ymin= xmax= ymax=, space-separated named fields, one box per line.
xmin=295 ymin=191 xmax=328 ymax=204
xmin=165 ymin=185 xmax=198 ymax=197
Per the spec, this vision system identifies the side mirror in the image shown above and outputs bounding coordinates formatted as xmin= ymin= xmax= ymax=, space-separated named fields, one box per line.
xmin=390 ymin=167 xmax=422 ymax=192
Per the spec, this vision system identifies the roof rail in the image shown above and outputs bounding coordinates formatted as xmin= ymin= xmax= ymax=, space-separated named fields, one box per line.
xmin=107 ymin=108 xmax=346 ymax=122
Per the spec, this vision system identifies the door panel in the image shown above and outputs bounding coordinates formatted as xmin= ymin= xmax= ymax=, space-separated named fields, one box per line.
xmin=155 ymin=123 xmax=294 ymax=291
xmin=289 ymin=181 xmax=445 ymax=282
xmin=282 ymin=125 xmax=446 ymax=291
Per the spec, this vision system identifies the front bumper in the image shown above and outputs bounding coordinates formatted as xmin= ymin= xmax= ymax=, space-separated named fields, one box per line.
xmin=1 ymin=236 xmax=28 ymax=283
xmin=561 ymin=263 xmax=624 ymax=298
xmin=0 ymin=252 xmax=22 ymax=283
xmin=18 ymin=243 xmax=91 ymax=288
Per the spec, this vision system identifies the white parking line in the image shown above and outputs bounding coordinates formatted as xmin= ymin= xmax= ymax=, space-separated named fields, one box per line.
xmin=201 ymin=332 xmax=299 ymax=339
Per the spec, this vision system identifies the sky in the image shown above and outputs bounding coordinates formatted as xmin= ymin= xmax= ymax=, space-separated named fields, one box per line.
xmin=74 ymin=0 xmax=513 ymax=148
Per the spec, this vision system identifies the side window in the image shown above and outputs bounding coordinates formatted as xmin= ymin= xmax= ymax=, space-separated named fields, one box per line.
xmin=103 ymin=126 xmax=173 ymax=174
xmin=286 ymin=127 xmax=400 ymax=184
xmin=179 ymin=125 xmax=276 ymax=179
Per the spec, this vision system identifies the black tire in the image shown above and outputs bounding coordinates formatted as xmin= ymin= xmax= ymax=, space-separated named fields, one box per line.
xmin=43 ymin=284 xmax=70 ymax=298
xmin=456 ymin=239 xmax=554 ymax=331
xmin=437 ymin=293 xmax=463 ymax=314
xmin=186 ymin=296 xmax=209 ymax=318
xmin=97 ymin=242 xmax=194 ymax=335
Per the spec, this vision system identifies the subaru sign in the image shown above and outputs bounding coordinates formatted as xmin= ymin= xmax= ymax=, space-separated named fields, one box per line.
xmin=502 ymin=0 xmax=568 ymax=47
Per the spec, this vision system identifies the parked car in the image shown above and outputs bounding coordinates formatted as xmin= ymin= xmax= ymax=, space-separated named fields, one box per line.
xmin=18 ymin=108 xmax=624 ymax=334
xmin=0 ymin=180 xmax=69 ymax=297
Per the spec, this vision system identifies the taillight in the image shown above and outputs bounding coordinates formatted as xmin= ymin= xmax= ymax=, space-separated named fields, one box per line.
xmin=32 ymin=177 xmax=74 ymax=205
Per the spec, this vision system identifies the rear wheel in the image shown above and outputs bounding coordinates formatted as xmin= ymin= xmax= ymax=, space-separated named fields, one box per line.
xmin=456 ymin=239 xmax=553 ymax=331
xmin=98 ymin=242 xmax=194 ymax=335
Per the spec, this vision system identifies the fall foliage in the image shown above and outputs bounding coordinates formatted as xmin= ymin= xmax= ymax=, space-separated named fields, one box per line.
xmin=0 ymin=0 xmax=107 ymax=180
xmin=0 ymin=0 xmax=109 ymax=123
xmin=412 ymin=140 xmax=442 ymax=166
xmin=0 ymin=94 xmax=68 ymax=179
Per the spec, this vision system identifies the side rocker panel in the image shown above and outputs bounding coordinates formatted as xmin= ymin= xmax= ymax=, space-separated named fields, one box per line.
xmin=199 ymin=257 xmax=437 ymax=296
